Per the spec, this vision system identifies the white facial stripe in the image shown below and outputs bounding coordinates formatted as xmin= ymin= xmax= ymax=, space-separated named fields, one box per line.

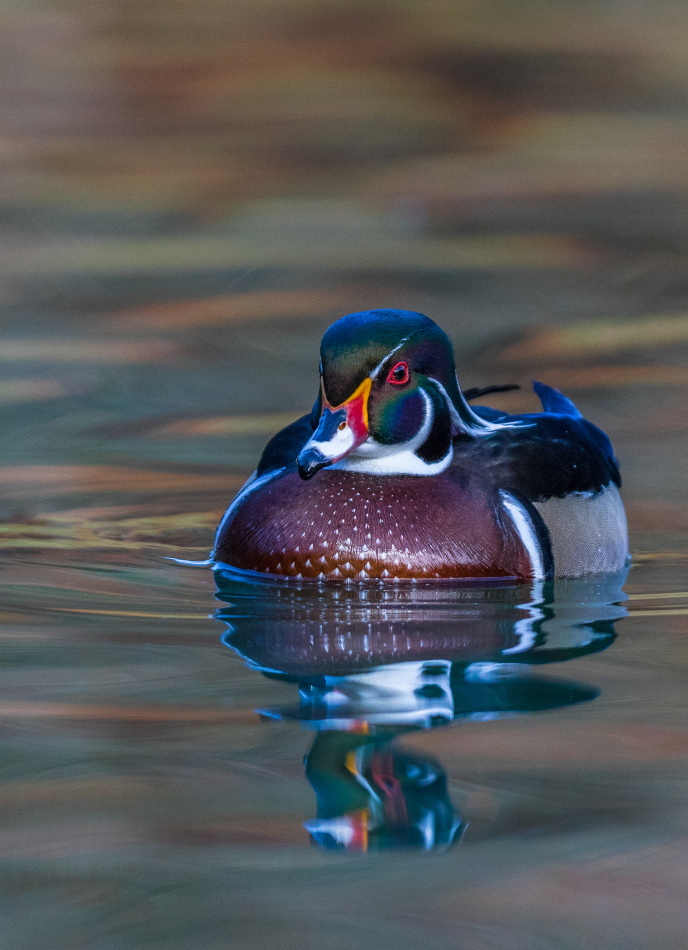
xmin=424 ymin=377 xmax=464 ymax=434
xmin=499 ymin=490 xmax=546 ymax=579
xmin=369 ymin=334 xmax=414 ymax=380
xmin=433 ymin=376 xmax=506 ymax=434
xmin=448 ymin=374 xmax=530 ymax=434
xmin=319 ymin=340 xmax=409 ymax=407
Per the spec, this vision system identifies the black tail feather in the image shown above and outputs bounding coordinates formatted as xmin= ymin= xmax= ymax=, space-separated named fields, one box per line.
xmin=462 ymin=384 xmax=520 ymax=402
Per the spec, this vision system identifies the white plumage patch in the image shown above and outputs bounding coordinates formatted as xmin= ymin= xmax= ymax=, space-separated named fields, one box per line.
xmin=431 ymin=377 xmax=529 ymax=436
xmin=308 ymin=424 xmax=356 ymax=460
xmin=333 ymin=389 xmax=453 ymax=476
xmin=499 ymin=490 xmax=546 ymax=579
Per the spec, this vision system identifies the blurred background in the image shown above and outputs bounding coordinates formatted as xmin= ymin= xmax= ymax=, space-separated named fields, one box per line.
xmin=2 ymin=0 xmax=688 ymax=554
xmin=2 ymin=2 xmax=688 ymax=949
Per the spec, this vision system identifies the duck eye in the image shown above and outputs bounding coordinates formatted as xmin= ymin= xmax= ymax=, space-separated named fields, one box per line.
xmin=387 ymin=360 xmax=410 ymax=385
xmin=337 ymin=421 xmax=347 ymax=430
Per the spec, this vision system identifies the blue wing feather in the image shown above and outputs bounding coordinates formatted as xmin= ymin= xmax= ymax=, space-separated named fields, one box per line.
xmin=532 ymin=380 xmax=582 ymax=418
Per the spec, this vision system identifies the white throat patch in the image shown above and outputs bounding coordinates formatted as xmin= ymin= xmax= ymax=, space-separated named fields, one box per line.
xmin=332 ymin=389 xmax=453 ymax=476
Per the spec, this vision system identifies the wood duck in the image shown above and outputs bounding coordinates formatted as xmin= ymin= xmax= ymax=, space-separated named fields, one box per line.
xmin=214 ymin=309 xmax=628 ymax=581
xmin=303 ymin=730 xmax=463 ymax=851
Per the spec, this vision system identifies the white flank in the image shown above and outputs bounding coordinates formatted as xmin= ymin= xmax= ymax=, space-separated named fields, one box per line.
xmin=533 ymin=483 xmax=629 ymax=576
xmin=499 ymin=490 xmax=546 ymax=579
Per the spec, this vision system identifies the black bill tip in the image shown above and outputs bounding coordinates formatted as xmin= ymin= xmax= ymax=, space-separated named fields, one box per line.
xmin=297 ymin=448 xmax=331 ymax=480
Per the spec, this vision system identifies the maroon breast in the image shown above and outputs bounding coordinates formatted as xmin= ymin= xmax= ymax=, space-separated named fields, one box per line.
xmin=215 ymin=468 xmax=534 ymax=580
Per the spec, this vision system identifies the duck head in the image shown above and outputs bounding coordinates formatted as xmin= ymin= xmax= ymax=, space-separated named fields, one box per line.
xmin=297 ymin=309 xmax=502 ymax=480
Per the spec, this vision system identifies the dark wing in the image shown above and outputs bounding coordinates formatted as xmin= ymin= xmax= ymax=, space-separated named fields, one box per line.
xmin=256 ymin=413 xmax=314 ymax=476
xmin=466 ymin=381 xmax=621 ymax=501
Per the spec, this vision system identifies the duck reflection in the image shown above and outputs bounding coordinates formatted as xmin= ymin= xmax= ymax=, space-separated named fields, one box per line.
xmin=304 ymin=726 xmax=461 ymax=850
xmin=215 ymin=571 xmax=627 ymax=851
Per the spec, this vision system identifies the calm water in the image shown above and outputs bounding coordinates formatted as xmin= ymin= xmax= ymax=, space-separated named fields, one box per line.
xmin=2 ymin=522 xmax=688 ymax=949
xmin=4 ymin=0 xmax=688 ymax=945
xmin=217 ymin=571 xmax=627 ymax=850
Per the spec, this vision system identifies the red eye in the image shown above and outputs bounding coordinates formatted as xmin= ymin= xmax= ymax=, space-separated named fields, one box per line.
xmin=387 ymin=360 xmax=410 ymax=385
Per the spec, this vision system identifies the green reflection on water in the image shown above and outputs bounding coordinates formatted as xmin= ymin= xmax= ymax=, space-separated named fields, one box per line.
xmin=217 ymin=572 xmax=625 ymax=851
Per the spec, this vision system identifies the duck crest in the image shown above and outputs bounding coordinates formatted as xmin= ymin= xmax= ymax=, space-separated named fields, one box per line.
xmin=213 ymin=308 xmax=629 ymax=581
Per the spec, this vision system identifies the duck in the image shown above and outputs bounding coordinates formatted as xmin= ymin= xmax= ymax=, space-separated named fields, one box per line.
xmin=213 ymin=309 xmax=628 ymax=581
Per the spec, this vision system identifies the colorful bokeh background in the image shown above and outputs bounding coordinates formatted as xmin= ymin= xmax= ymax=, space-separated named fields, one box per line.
xmin=4 ymin=0 xmax=688 ymax=553
xmin=2 ymin=2 xmax=688 ymax=948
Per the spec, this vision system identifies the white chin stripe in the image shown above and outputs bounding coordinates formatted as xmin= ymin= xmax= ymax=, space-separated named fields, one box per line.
xmin=333 ymin=444 xmax=453 ymax=476
xmin=332 ymin=389 xmax=452 ymax=476
xmin=499 ymin=490 xmax=546 ymax=579
xmin=307 ymin=424 xmax=355 ymax=460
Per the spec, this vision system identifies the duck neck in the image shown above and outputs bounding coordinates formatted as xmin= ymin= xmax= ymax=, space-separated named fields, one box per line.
xmin=415 ymin=382 xmax=453 ymax=466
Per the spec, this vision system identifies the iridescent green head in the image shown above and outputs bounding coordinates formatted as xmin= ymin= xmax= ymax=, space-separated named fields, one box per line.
xmin=297 ymin=309 xmax=499 ymax=479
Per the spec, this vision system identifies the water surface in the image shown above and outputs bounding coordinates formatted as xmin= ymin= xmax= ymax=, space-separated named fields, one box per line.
xmin=3 ymin=0 xmax=688 ymax=944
